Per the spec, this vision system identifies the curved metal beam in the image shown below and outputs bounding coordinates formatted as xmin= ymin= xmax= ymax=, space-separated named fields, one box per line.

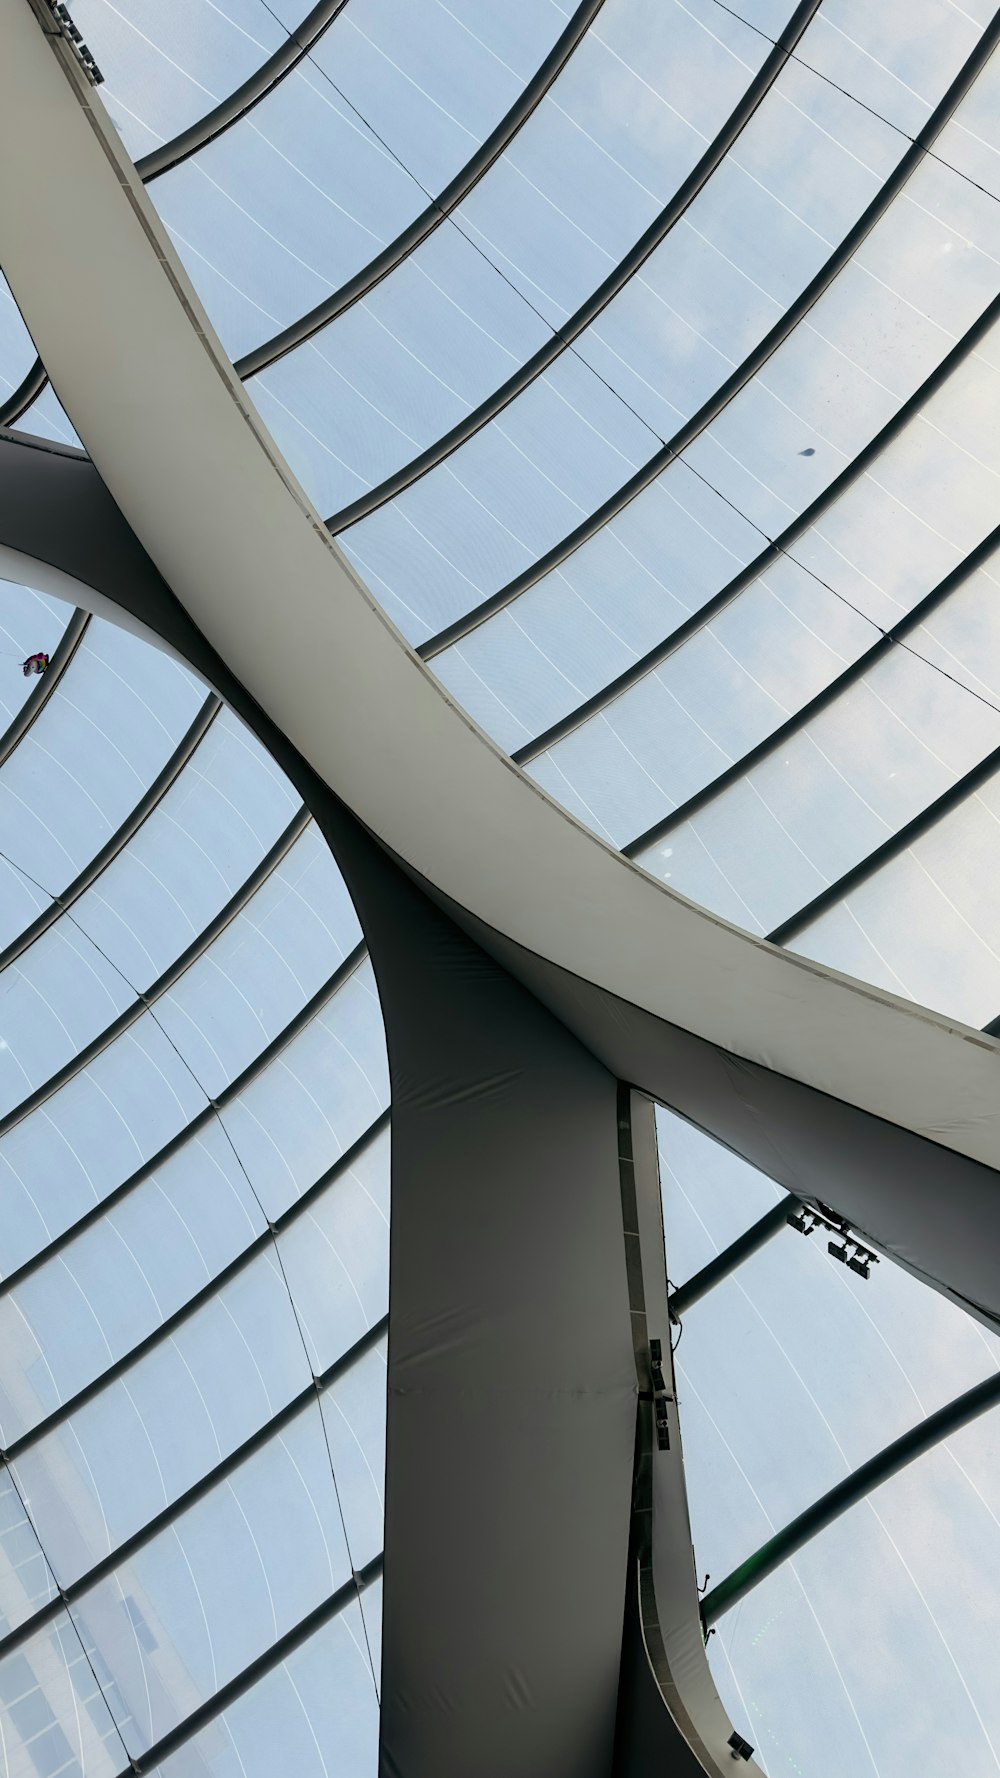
xmin=415 ymin=13 xmax=1000 ymax=658
xmin=0 ymin=690 xmax=220 ymax=974
xmin=135 ymin=0 xmax=352 ymax=181
xmin=513 ymin=290 xmax=1000 ymax=772
xmin=0 ymin=804 xmax=310 ymax=1144
xmin=326 ymin=0 xmax=823 ymax=532
xmin=7 ymin=31 xmax=1000 ymax=1769
xmin=0 ymin=604 xmax=88 ymax=766
xmin=5 ymin=0 xmax=1000 ymax=1378
xmin=700 ymin=1368 xmax=1000 ymax=1627
xmin=0 ymin=355 xmax=48 ymax=428
xmin=668 ymin=1197 xmax=800 ymax=1319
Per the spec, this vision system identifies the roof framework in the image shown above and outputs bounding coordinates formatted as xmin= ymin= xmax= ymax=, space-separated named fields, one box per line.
xmin=1 ymin=0 xmax=1000 ymax=1772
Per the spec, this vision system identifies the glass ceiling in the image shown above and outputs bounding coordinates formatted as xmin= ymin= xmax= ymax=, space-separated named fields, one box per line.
xmin=4 ymin=0 xmax=1000 ymax=1769
xmin=0 ymin=595 xmax=387 ymax=1776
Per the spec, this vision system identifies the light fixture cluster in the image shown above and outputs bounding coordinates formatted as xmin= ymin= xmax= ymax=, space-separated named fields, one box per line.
xmin=41 ymin=1 xmax=103 ymax=84
xmin=648 ymin=1337 xmax=672 ymax=1451
xmin=787 ymin=1203 xmax=880 ymax=1280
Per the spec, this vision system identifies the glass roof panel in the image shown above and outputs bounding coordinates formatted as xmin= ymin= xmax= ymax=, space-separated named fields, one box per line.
xmin=0 ymin=1617 xmax=124 ymax=1778
xmin=656 ymin=1106 xmax=783 ymax=1286
xmin=0 ymin=619 xmax=204 ymax=895
xmin=245 ymin=0 xmax=771 ymax=495
xmin=637 ymin=570 xmax=1000 ymax=934
xmin=0 ymin=1468 xmax=59 ymax=1635
xmin=0 ymin=1114 xmax=388 ymax=1452
xmin=664 ymin=1110 xmax=1000 ymax=1775
xmin=153 ymin=1595 xmax=380 ymax=1777
xmin=523 ymin=286 xmax=1000 ymax=846
xmin=0 ymin=1120 xmax=262 ymax=1447
xmin=802 ymin=0 xmax=986 ymax=135
xmin=71 ymin=1403 xmax=352 ymax=1759
xmin=10 ymin=1293 xmax=379 ymax=1612
xmin=431 ymin=129 xmax=1000 ymax=750
xmin=0 ymin=1015 xmax=209 ymax=1279
xmin=317 ymin=1336 xmax=387 ymax=1569
xmin=675 ymin=1226 xmax=1000 ymax=1568
xmin=219 ymin=959 xmax=389 ymax=1221
xmin=139 ymin=0 xmax=570 ymax=358
xmin=0 ymin=917 xmax=137 ymax=1118
xmin=9 ymin=1251 xmax=307 ymax=1581
xmin=277 ymin=1123 xmax=390 ymax=1372
xmin=334 ymin=12 xmax=941 ymax=638
xmin=62 ymin=705 xmax=302 ymax=990
xmin=150 ymin=825 xmax=361 ymax=1100
xmin=704 ymin=1423 xmax=1000 ymax=1776
xmin=71 ymin=0 xmax=289 ymax=155
xmin=790 ymin=763 xmax=1000 ymax=1029
xmin=0 ymin=586 xmax=71 ymax=743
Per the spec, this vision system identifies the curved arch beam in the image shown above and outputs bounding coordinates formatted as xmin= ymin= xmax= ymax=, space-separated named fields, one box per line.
xmin=2 ymin=4 xmax=1000 ymax=1255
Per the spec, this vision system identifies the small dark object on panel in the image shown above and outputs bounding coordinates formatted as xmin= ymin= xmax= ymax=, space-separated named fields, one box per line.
xmin=21 ymin=652 xmax=50 ymax=676
xmin=799 ymin=447 xmax=816 ymax=456
xmin=728 ymin=1731 xmax=754 ymax=1760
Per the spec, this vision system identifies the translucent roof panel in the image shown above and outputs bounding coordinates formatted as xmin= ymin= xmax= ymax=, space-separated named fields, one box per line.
xmin=0 ymin=600 xmax=389 ymax=1770
xmin=660 ymin=1105 xmax=1000 ymax=1776
xmin=71 ymin=0 xmax=290 ymax=154
xmin=153 ymin=1595 xmax=380 ymax=1777
xmin=0 ymin=585 xmax=72 ymax=745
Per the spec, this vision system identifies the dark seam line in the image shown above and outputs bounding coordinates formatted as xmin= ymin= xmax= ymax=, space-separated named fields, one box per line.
xmin=136 ymin=0 xmax=352 ymax=181
xmin=515 ymin=292 xmax=1000 ymax=772
xmin=325 ymin=0 xmax=823 ymax=532
xmin=414 ymin=15 xmax=1000 ymax=660
xmin=0 ymin=694 xmax=221 ymax=975
xmin=108 ymin=1550 xmax=384 ymax=1775
xmin=622 ymin=517 xmax=1000 ymax=859
xmin=767 ymin=739 xmax=1000 ymax=946
xmin=701 ymin=1369 xmax=1000 ymax=1626
xmin=0 ymin=1112 xmax=390 ymax=1456
xmin=235 ymin=0 xmax=609 ymax=379
xmin=0 ymin=609 xmax=89 ymax=768
xmin=668 ymin=1196 xmax=801 ymax=1317
xmin=0 ymin=939 xmax=371 ymax=1294
xmin=0 ymin=805 xmax=312 ymax=1143
xmin=0 ymin=0 xmax=353 ymax=424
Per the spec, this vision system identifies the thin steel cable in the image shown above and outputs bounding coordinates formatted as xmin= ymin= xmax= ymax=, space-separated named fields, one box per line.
xmin=708 ymin=0 xmax=1000 ymax=210
xmin=252 ymin=0 xmax=1000 ymax=736
xmin=0 ymin=823 xmax=382 ymax=1707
